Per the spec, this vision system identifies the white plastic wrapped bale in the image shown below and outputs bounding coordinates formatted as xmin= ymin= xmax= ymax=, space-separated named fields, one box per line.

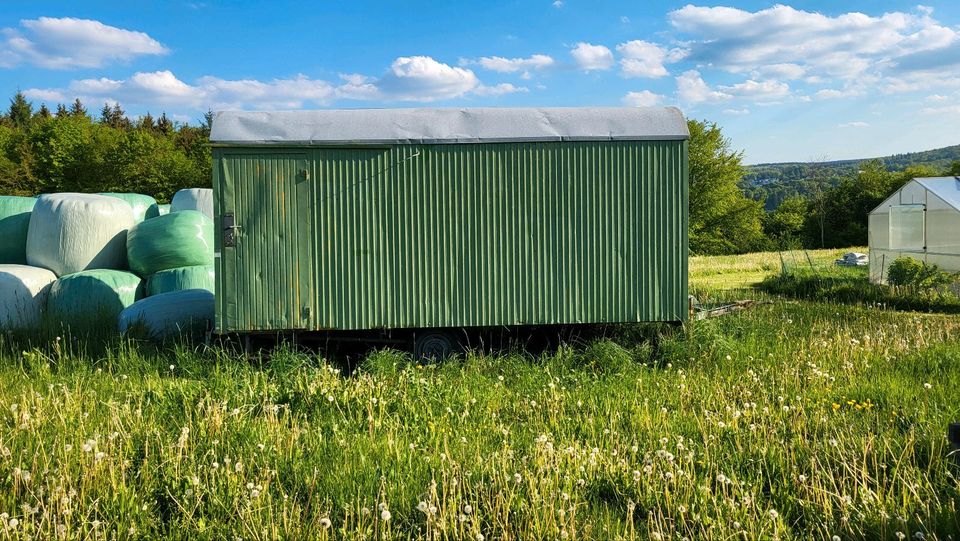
xmin=171 ymin=188 xmax=213 ymax=219
xmin=0 ymin=264 xmax=57 ymax=329
xmin=99 ymin=193 xmax=159 ymax=223
xmin=26 ymin=193 xmax=135 ymax=277
xmin=118 ymin=288 xmax=214 ymax=339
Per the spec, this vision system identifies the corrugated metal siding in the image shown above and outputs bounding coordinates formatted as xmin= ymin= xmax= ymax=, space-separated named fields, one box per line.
xmin=214 ymin=152 xmax=313 ymax=331
xmin=215 ymin=140 xmax=687 ymax=332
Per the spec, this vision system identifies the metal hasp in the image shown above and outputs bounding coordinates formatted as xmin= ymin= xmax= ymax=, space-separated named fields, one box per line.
xmin=210 ymin=107 xmax=690 ymax=334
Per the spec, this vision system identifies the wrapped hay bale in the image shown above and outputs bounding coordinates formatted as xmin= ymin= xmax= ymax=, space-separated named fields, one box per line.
xmin=127 ymin=211 xmax=213 ymax=276
xmin=146 ymin=265 xmax=214 ymax=296
xmin=118 ymin=289 xmax=214 ymax=339
xmin=99 ymin=193 xmax=159 ymax=223
xmin=0 ymin=264 xmax=57 ymax=329
xmin=0 ymin=196 xmax=37 ymax=264
xmin=47 ymin=269 xmax=143 ymax=332
xmin=171 ymin=188 xmax=213 ymax=219
xmin=26 ymin=194 xmax=134 ymax=277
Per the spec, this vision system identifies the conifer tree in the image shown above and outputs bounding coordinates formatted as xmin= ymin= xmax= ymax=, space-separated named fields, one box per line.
xmin=55 ymin=103 xmax=69 ymax=118
xmin=36 ymin=103 xmax=51 ymax=119
xmin=69 ymin=98 xmax=87 ymax=118
xmin=8 ymin=91 xmax=32 ymax=128
xmin=157 ymin=112 xmax=172 ymax=134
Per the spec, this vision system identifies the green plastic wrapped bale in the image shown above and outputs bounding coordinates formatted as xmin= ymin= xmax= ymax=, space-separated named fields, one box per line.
xmin=118 ymin=289 xmax=214 ymax=339
xmin=127 ymin=210 xmax=214 ymax=276
xmin=47 ymin=269 xmax=143 ymax=332
xmin=147 ymin=265 xmax=214 ymax=296
xmin=99 ymin=193 xmax=159 ymax=223
xmin=0 ymin=196 xmax=36 ymax=264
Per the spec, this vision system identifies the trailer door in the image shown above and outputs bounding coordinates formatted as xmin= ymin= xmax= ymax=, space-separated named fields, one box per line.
xmin=216 ymin=152 xmax=314 ymax=331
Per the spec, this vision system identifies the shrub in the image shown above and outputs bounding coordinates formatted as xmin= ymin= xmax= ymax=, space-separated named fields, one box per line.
xmin=887 ymin=256 xmax=956 ymax=290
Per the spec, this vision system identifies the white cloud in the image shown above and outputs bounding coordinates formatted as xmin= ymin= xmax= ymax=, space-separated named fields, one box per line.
xmin=23 ymin=88 xmax=66 ymax=102
xmin=814 ymin=87 xmax=865 ymax=100
xmin=675 ymin=70 xmax=731 ymax=103
xmin=375 ymin=56 xmax=480 ymax=101
xmin=719 ymin=79 xmax=790 ymax=100
xmin=616 ymin=40 xmax=670 ymax=78
xmin=25 ymin=55 xmax=522 ymax=111
xmin=471 ymin=54 xmax=554 ymax=73
xmin=669 ymin=4 xmax=959 ymax=84
xmin=552 ymin=0 xmax=563 ymax=8
xmin=620 ymin=16 xmax=630 ymax=24
xmin=921 ymin=105 xmax=960 ymax=115
xmin=0 ymin=17 xmax=167 ymax=69
xmin=622 ymin=90 xmax=663 ymax=107
xmin=473 ymin=83 xmax=528 ymax=96
xmin=722 ymin=108 xmax=750 ymax=115
xmin=571 ymin=42 xmax=614 ymax=71
xmin=837 ymin=121 xmax=869 ymax=128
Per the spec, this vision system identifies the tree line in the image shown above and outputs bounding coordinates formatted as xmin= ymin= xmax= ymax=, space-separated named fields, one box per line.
xmin=1 ymin=91 xmax=949 ymax=254
xmin=0 ymin=91 xmax=210 ymax=202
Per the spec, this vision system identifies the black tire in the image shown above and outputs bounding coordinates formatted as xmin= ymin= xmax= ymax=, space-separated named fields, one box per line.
xmin=413 ymin=330 xmax=456 ymax=362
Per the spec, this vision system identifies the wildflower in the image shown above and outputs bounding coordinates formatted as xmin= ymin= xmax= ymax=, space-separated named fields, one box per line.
xmin=7 ymin=518 xmax=18 ymax=528
xmin=380 ymin=509 xmax=391 ymax=521
xmin=463 ymin=504 xmax=472 ymax=515
xmin=417 ymin=501 xmax=428 ymax=513
xmin=677 ymin=505 xmax=687 ymax=513
xmin=832 ymin=537 xmax=841 ymax=541
xmin=923 ymin=383 xmax=932 ymax=390
xmin=633 ymin=470 xmax=642 ymax=481
xmin=514 ymin=473 xmax=522 ymax=484
xmin=320 ymin=517 xmax=331 ymax=529
xmin=829 ymin=439 xmax=838 ymax=447
xmin=798 ymin=474 xmax=806 ymax=483
xmin=896 ymin=533 xmax=906 ymax=540
xmin=769 ymin=509 xmax=779 ymax=520
xmin=476 ymin=534 xmax=485 ymax=541
xmin=914 ymin=533 xmax=925 ymax=540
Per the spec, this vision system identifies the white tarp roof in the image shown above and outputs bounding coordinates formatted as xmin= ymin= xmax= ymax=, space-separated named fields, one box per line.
xmin=210 ymin=107 xmax=689 ymax=145
xmin=914 ymin=177 xmax=960 ymax=212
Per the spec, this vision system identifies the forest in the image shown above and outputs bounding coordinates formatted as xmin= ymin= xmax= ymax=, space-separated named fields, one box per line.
xmin=1 ymin=91 xmax=957 ymax=255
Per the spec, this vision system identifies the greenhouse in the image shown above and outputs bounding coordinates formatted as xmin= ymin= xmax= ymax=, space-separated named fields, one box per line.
xmin=868 ymin=176 xmax=960 ymax=283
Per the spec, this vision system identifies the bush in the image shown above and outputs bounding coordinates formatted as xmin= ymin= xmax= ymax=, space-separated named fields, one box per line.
xmin=887 ymin=256 xmax=956 ymax=290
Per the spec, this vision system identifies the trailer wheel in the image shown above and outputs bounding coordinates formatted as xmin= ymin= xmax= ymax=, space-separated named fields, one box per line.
xmin=413 ymin=331 xmax=456 ymax=362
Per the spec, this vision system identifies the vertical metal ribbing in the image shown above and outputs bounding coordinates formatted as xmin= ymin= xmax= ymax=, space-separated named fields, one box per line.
xmin=218 ymin=140 xmax=687 ymax=332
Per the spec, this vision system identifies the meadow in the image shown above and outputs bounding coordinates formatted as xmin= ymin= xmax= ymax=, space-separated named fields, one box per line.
xmin=0 ymin=250 xmax=957 ymax=540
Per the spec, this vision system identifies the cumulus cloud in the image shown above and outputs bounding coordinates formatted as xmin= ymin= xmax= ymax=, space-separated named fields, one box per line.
xmin=0 ymin=17 xmax=167 ymax=69
xmin=669 ymin=4 xmax=959 ymax=84
xmin=722 ymin=108 xmax=750 ymax=115
xmin=837 ymin=121 xmax=869 ymax=128
xmin=375 ymin=56 xmax=480 ymax=101
xmin=571 ymin=42 xmax=614 ymax=71
xmin=676 ymin=70 xmax=731 ymax=103
xmin=467 ymin=54 xmax=554 ymax=74
xmin=622 ymin=90 xmax=664 ymax=107
xmin=616 ymin=40 xmax=671 ymax=78
xmin=718 ymin=79 xmax=790 ymax=100
xmin=23 ymin=55 xmax=525 ymax=111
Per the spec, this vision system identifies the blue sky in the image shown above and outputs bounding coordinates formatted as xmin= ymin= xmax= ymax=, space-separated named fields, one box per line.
xmin=1 ymin=1 xmax=959 ymax=163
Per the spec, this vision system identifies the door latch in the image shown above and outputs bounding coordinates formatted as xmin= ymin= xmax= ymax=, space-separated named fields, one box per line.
xmin=223 ymin=212 xmax=241 ymax=247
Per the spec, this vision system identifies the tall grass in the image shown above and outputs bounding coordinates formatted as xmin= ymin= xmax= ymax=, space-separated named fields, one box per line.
xmin=0 ymin=293 xmax=957 ymax=539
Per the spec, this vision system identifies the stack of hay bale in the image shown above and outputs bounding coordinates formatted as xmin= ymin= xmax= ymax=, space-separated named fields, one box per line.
xmin=0 ymin=188 xmax=216 ymax=339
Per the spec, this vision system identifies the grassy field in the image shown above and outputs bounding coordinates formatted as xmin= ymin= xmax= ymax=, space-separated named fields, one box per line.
xmin=0 ymin=252 xmax=958 ymax=540
xmin=689 ymin=247 xmax=865 ymax=291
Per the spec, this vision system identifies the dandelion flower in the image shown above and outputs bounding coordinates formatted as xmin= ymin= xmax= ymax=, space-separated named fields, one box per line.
xmin=417 ymin=501 xmax=428 ymax=513
xmin=923 ymin=383 xmax=932 ymax=390
xmin=320 ymin=517 xmax=331 ymax=529
xmin=463 ymin=504 xmax=472 ymax=515
xmin=769 ymin=509 xmax=779 ymax=520
xmin=380 ymin=509 xmax=391 ymax=521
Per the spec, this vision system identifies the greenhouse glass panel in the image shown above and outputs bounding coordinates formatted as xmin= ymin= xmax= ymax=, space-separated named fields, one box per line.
xmin=889 ymin=204 xmax=924 ymax=250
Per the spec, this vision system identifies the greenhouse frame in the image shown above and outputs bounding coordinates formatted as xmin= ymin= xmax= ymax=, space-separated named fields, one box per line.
xmin=868 ymin=176 xmax=960 ymax=283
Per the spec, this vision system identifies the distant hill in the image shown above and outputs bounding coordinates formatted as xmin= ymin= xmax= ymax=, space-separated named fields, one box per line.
xmin=742 ymin=144 xmax=960 ymax=210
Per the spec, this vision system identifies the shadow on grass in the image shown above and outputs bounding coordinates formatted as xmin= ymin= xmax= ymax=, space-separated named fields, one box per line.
xmin=758 ymin=269 xmax=960 ymax=314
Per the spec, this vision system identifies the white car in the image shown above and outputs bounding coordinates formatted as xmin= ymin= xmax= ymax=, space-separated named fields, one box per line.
xmin=835 ymin=252 xmax=869 ymax=266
